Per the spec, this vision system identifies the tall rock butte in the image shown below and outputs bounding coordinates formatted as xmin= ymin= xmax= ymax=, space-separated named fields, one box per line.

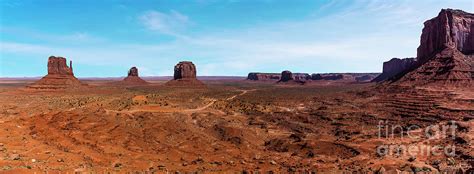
xmin=380 ymin=9 xmax=473 ymax=86
xmin=165 ymin=61 xmax=205 ymax=87
xmin=417 ymin=9 xmax=474 ymax=64
xmin=122 ymin=67 xmax=148 ymax=85
xmin=28 ymin=56 xmax=83 ymax=90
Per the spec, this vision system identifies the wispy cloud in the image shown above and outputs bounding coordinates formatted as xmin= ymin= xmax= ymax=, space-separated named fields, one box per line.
xmin=1 ymin=0 xmax=472 ymax=77
xmin=139 ymin=10 xmax=190 ymax=38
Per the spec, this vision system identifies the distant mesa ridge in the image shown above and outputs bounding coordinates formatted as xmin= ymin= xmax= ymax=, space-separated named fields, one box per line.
xmin=248 ymin=72 xmax=377 ymax=82
xmin=247 ymin=72 xmax=310 ymax=81
xmin=372 ymin=57 xmax=417 ymax=82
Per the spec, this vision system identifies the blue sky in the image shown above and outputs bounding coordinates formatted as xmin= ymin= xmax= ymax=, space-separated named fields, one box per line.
xmin=0 ymin=0 xmax=472 ymax=77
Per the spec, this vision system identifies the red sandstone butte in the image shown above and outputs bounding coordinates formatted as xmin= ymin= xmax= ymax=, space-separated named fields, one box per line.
xmin=27 ymin=56 xmax=84 ymax=90
xmin=165 ymin=61 xmax=205 ymax=87
xmin=122 ymin=67 xmax=148 ymax=85
xmin=379 ymin=9 xmax=473 ymax=87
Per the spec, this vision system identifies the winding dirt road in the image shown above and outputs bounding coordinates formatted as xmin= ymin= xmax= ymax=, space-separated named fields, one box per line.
xmin=105 ymin=89 xmax=255 ymax=115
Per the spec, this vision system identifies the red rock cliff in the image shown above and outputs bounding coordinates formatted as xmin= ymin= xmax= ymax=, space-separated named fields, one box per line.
xmin=417 ymin=9 xmax=474 ymax=63
xmin=47 ymin=56 xmax=74 ymax=75
xmin=174 ymin=61 xmax=197 ymax=80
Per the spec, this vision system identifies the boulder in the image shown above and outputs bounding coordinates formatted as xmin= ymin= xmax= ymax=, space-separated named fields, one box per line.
xmin=27 ymin=56 xmax=84 ymax=90
xmin=372 ymin=58 xmax=417 ymax=82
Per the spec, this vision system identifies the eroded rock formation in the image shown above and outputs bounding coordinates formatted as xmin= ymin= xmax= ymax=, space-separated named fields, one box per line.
xmin=122 ymin=67 xmax=148 ymax=85
xmin=417 ymin=9 xmax=474 ymax=64
xmin=27 ymin=56 xmax=83 ymax=90
xmin=165 ymin=61 xmax=205 ymax=87
xmin=372 ymin=58 xmax=417 ymax=82
xmin=174 ymin=61 xmax=197 ymax=80
xmin=392 ymin=9 xmax=474 ymax=86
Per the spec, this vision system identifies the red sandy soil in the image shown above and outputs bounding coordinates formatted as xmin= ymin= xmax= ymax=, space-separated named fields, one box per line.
xmin=0 ymin=79 xmax=472 ymax=173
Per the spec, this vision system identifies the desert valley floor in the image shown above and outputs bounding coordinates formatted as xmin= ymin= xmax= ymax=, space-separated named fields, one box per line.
xmin=0 ymin=79 xmax=472 ymax=173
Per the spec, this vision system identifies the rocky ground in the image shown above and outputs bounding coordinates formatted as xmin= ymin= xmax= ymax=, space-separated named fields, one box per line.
xmin=0 ymin=80 xmax=472 ymax=173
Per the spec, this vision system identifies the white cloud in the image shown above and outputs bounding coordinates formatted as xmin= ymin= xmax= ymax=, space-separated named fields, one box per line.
xmin=2 ymin=1 xmax=473 ymax=77
xmin=139 ymin=10 xmax=190 ymax=37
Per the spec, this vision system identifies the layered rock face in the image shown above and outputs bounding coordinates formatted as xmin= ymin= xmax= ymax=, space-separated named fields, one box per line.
xmin=122 ymin=67 xmax=148 ymax=85
xmin=28 ymin=56 xmax=83 ymax=90
xmin=372 ymin=58 xmax=417 ymax=82
xmin=165 ymin=61 xmax=205 ymax=87
xmin=247 ymin=73 xmax=281 ymax=81
xmin=394 ymin=9 xmax=474 ymax=86
xmin=417 ymin=9 xmax=474 ymax=64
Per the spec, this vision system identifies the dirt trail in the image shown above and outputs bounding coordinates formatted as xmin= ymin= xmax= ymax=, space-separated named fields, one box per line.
xmin=105 ymin=89 xmax=255 ymax=115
